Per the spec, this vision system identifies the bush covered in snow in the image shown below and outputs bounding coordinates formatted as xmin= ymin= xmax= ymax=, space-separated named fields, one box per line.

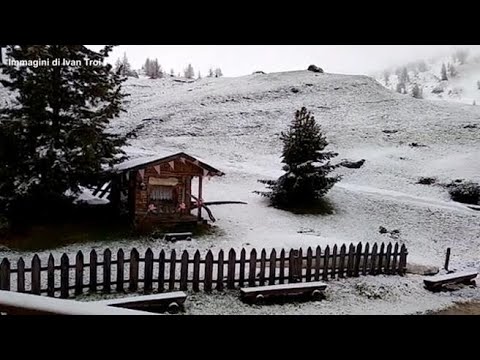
xmin=446 ymin=181 xmax=480 ymax=205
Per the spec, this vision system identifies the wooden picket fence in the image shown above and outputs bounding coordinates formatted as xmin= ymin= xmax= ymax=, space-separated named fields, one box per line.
xmin=0 ymin=242 xmax=408 ymax=299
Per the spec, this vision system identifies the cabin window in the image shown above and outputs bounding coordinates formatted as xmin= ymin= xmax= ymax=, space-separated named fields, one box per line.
xmin=150 ymin=186 xmax=174 ymax=201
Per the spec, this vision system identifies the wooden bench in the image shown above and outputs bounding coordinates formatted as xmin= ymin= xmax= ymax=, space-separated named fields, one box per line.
xmin=240 ymin=282 xmax=327 ymax=304
xmin=94 ymin=292 xmax=187 ymax=314
xmin=164 ymin=232 xmax=192 ymax=242
xmin=424 ymin=271 xmax=478 ymax=291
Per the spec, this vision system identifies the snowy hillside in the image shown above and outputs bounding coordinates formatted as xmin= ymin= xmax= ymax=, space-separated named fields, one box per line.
xmin=375 ymin=51 xmax=480 ymax=105
xmin=2 ymin=70 xmax=480 ymax=314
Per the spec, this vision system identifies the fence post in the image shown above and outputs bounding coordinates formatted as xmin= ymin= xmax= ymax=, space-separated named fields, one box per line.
xmin=385 ymin=243 xmax=392 ymax=275
xmin=192 ymin=250 xmax=200 ymax=292
xmin=279 ymin=249 xmax=286 ymax=284
xmin=391 ymin=243 xmax=399 ymax=274
xmin=179 ymin=250 xmax=188 ymax=292
xmin=216 ymin=250 xmax=224 ymax=291
xmin=377 ymin=243 xmax=385 ymax=275
xmin=239 ymin=248 xmax=246 ymax=287
xmin=31 ymin=255 xmax=41 ymax=295
xmin=103 ymin=249 xmax=112 ymax=294
xmin=204 ymin=250 xmax=214 ymax=292
xmin=60 ymin=253 xmax=69 ymax=299
xmin=354 ymin=243 xmax=362 ymax=277
xmin=444 ymin=248 xmax=451 ymax=272
xmin=362 ymin=243 xmax=370 ymax=276
xmin=89 ymin=250 xmax=97 ymax=293
xmin=129 ymin=248 xmax=139 ymax=292
xmin=331 ymin=245 xmax=338 ymax=279
xmin=347 ymin=244 xmax=355 ymax=277
xmin=268 ymin=249 xmax=277 ymax=286
xmin=144 ymin=248 xmax=154 ymax=294
xmin=306 ymin=247 xmax=313 ymax=282
xmin=168 ymin=250 xmax=176 ymax=291
xmin=227 ymin=249 xmax=236 ymax=289
xmin=75 ymin=251 xmax=84 ymax=296
xmin=370 ymin=243 xmax=378 ymax=275
xmin=47 ymin=254 xmax=55 ymax=297
xmin=116 ymin=249 xmax=125 ymax=293
xmin=0 ymin=258 xmax=10 ymax=291
xmin=259 ymin=249 xmax=266 ymax=286
xmin=248 ymin=249 xmax=257 ymax=287
xmin=158 ymin=250 xmax=165 ymax=292
xmin=314 ymin=246 xmax=321 ymax=281
xmin=338 ymin=244 xmax=346 ymax=278
xmin=399 ymin=245 xmax=408 ymax=275
xmin=322 ymin=246 xmax=330 ymax=281
xmin=17 ymin=258 xmax=25 ymax=293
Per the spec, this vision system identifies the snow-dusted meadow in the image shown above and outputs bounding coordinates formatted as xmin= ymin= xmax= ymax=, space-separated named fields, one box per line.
xmin=1 ymin=70 xmax=480 ymax=314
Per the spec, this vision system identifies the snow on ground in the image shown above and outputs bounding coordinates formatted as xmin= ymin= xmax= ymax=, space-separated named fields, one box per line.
xmin=1 ymin=70 xmax=480 ymax=314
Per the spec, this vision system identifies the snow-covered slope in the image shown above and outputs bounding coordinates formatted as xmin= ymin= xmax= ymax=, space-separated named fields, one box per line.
xmin=2 ymin=70 xmax=480 ymax=314
xmin=376 ymin=52 xmax=480 ymax=105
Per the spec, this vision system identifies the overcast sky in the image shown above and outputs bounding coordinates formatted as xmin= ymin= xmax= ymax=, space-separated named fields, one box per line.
xmin=87 ymin=45 xmax=480 ymax=77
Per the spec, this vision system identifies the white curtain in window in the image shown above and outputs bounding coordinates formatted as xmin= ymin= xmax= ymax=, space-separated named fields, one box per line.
xmin=150 ymin=186 xmax=174 ymax=201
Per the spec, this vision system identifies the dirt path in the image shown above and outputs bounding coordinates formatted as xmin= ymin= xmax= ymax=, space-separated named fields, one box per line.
xmin=430 ymin=301 xmax=480 ymax=315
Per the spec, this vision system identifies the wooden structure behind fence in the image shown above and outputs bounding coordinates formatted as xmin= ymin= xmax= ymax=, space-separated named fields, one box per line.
xmin=0 ymin=242 xmax=408 ymax=299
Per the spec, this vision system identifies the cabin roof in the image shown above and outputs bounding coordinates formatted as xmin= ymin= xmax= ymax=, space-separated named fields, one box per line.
xmin=113 ymin=152 xmax=225 ymax=176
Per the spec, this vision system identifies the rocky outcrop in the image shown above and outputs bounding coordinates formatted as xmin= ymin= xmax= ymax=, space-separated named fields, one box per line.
xmin=308 ymin=65 xmax=324 ymax=73
xmin=339 ymin=159 xmax=365 ymax=169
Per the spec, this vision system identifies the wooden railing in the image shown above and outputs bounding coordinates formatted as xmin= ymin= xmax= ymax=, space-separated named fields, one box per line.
xmin=0 ymin=242 xmax=408 ymax=299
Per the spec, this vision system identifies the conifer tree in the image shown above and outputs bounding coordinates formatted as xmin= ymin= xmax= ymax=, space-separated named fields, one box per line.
xmin=255 ymin=107 xmax=340 ymax=208
xmin=448 ymin=63 xmax=457 ymax=77
xmin=383 ymin=70 xmax=390 ymax=86
xmin=214 ymin=68 xmax=223 ymax=77
xmin=0 ymin=45 xmax=127 ymax=218
xmin=412 ymin=84 xmax=423 ymax=99
xmin=184 ymin=64 xmax=195 ymax=79
xmin=208 ymin=68 xmax=214 ymax=77
xmin=441 ymin=63 xmax=448 ymax=81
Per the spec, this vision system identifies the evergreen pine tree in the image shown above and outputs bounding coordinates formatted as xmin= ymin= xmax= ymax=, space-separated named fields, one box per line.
xmin=184 ymin=64 xmax=195 ymax=79
xmin=149 ymin=58 xmax=163 ymax=79
xmin=144 ymin=58 xmax=151 ymax=76
xmin=115 ymin=52 xmax=135 ymax=77
xmin=0 ymin=45 xmax=127 ymax=219
xmin=412 ymin=84 xmax=423 ymax=99
xmin=170 ymin=68 xmax=175 ymax=77
xmin=208 ymin=68 xmax=214 ymax=77
xmin=383 ymin=70 xmax=390 ymax=86
xmin=255 ymin=107 xmax=340 ymax=208
xmin=197 ymin=71 xmax=202 ymax=79
xmin=441 ymin=63 xmax=448 ymax=81
xmin=448 ymin=63 xmax=457 ymax=77
xmin=214 ymin=68 xmax=223 ymax=77
xmin=400 ymin=67 xmax=409 ymax=84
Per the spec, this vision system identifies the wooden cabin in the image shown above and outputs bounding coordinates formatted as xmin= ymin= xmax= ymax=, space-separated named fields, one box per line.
xmin=100 ymin=152 xmax=224 ymax=227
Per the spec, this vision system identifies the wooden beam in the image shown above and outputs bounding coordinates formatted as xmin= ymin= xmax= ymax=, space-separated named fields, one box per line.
xmin=197 ymin=176 xmax=203 ymax=221
xmin=98 ymin=182 xmax=112 ymax=199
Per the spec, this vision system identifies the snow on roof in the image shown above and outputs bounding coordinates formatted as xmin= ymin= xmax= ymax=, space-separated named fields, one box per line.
xmin=113 ymin=151 xmax=224 ymax=175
